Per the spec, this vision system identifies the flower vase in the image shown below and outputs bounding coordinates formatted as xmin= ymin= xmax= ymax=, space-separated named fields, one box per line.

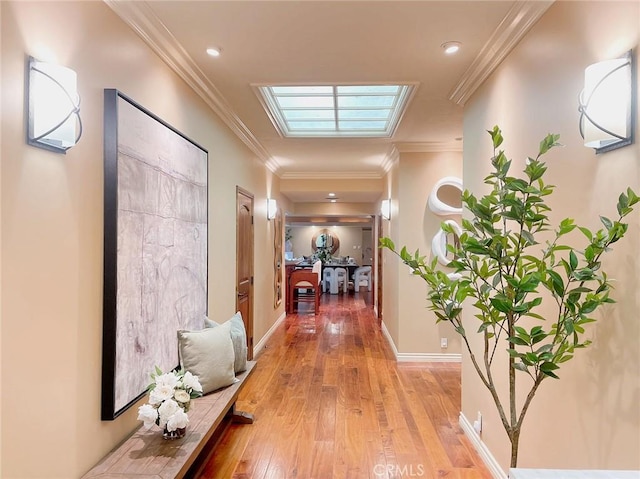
xmin=162 ymin=426 xmax=186 ymax=440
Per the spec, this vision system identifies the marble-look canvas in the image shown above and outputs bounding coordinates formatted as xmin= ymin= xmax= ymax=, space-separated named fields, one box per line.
xmin=102 ymin=91 xmax=207 ymax=419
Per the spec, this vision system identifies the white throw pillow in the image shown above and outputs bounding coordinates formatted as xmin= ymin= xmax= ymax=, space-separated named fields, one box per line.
xmin=203 ymin=312 xmax=248 ymax=373
xmin=177 ymin=321 xmax=235 ymax=394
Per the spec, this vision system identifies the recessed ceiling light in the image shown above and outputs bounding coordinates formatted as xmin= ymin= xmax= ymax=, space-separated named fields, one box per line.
xmin=328 ymin=193 xmax=336 ymax=197
xmin=441 ymin=41 xmax=461 ymax=55
xmin=206 ymin=47 xmax=221 ymax=57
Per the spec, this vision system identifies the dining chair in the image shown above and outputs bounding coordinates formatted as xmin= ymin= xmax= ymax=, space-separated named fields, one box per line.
xmin=353 ymin=266 xmax=372 ymax=292
xmin=288 ymin=260 xmax=322 ymax=313
xmin=322 ymin=267 xmax=337 ymax=294
xmin=334 ymin=267 xmax=348 ymax=294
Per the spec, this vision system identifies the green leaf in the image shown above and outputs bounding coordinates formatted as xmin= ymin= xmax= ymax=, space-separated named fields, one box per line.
xmin=490 ymin=297 xmax=512 ymax=313
xmin=559 ymin=218 xmax=576 ymax=235
xmin=617 ymin=193 xmax=629 ymax=215
xmin=521 ymin=230 xmax=537 ymax=246
xmin=540 ymin=362 xmax=560 ymax=379
xmin=547 ymin=270 xmax=565 ymax=296
xmin=600 ymin=216 xmax=613 ymax=230
xmin=578 ymin=226 xmax=593 ymax=241
xmin=567 ymin=286 xmax=592 ymax=295
xmin=565 ymin=318 xmax=575 ymax=335
xmin=509 ymin=336 xmax=529 ymax=346
xmin=488 ymin=126 xmax=503 ymax=148
xmin=379 ymin=237 xmax=395 ymax=251
xmin=581 ymin=301 xmax=599 ymax=314
xmin=514 ymin=362 xmax=529 ymax=372
xmin=569 ymin=250 xmax=578 ymax=270
xmin=584 ymin=245 xmax=595 ymax=262
xmin=507 ymin=348 xmax=523 ymax=358
xmin=539 ymin=133 xmax=561 ymax=156
xmin=525 ymin=352 xmax=539 ymax=363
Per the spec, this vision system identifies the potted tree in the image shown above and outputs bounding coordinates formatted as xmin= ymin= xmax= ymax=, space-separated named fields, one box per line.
xmin=380 ymin=126 xmax=638 ymax=467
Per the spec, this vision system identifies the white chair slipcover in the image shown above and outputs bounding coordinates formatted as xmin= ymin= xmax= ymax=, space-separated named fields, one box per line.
xmin=353 ymin=266 xmax=372 ymax=292
xmin=322 ymin=267 xmax=336 ymax=293
xmin=334 ymin=267 xmax=348 ymax=294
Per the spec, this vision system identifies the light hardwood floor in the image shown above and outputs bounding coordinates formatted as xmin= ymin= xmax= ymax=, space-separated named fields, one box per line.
xmin=198 ymin=291 xmax=492 ymax=479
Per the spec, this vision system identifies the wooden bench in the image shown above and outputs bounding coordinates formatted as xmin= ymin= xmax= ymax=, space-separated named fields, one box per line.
xmin=82 ymin=361 xmax=256 ymax=478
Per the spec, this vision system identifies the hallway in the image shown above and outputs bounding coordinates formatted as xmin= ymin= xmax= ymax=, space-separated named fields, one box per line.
xmin=199 ymin=292 xmax=492 ymax=479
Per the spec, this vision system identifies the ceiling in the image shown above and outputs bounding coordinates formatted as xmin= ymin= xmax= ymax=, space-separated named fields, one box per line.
xmin=106 ymin=0 xmax=552 ymax=204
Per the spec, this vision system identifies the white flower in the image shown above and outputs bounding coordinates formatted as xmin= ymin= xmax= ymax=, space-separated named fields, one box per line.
xmin=149 ymin=384 xmax=175 ymax=405
xmin=157 ymin=399 xmax=180 ymax=428
xmin=174 ymin=389 xmax=191 ymax=403
xmin=137 ymin=404 xmax=158 ymax=430
xmin=154 ymin=372 xmax=179 ymax=390
xmin=137 ymin=367 xmax=201 ymax=431
xmin=182 ymin=371 xmax=202 ymax=393
xmin=166 ymin=408 xmax=189 ymax=432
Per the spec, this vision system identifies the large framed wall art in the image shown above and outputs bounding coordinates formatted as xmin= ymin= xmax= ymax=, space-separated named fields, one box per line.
xmin=102 ymin=90 xmax=208 ymax=420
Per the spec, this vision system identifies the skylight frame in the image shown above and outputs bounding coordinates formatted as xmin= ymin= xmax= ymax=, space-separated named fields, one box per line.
xmin=253 ymin=83 xmax=417 ymax=138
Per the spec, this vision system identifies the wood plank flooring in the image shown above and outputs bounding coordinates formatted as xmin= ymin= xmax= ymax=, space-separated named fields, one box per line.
xmin=198 ymin=292 xmax=492 ymax=479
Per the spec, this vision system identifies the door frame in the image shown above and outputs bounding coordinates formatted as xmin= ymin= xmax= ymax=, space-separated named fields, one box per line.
xmin=236 ymin=186 xmax=254 ymax=360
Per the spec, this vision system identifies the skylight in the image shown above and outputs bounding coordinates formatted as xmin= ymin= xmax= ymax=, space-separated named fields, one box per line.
xmin=255 ymin=84 xmax=415 ymax=138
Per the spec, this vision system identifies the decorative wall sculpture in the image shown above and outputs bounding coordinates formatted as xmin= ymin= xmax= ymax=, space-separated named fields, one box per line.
xmin=432 ymin=219 xmax=462 ymax=266
xmin=428 ymin=176 xmax=463 ymax=216
xmin=102 ymin=90 xmax=208 ymax=420
xmin=429 ymin=177 xmax=463 ymax=280
xmin=274 ymin=208 xmax=283 ymax=308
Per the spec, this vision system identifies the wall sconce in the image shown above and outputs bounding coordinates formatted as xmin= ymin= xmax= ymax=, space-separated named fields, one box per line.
xmin=27 ymin=56 xmax=82 ymax=153
xmin=579 ymin=50 xmax=633 ymax=154
xmin=267 ymin=198 xmax=277 ymax=220
xmin=380 ymin=199 xmax=391 ymax=220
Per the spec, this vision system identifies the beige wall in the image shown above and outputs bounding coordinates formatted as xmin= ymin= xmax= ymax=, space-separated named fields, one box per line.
xmin=462 ymin=0 xmax=639 ymax=472
xmin=397 ymin=152 xmax=463 ymax=354
xmin=291 ymin=201 xmax=376 ymax=216
xmin=381 ymin=164 xmax=400 ymax=345
xmin=280 ymin=177 xmax=384 ymax=203
xmin=381 ymin=151 xmax=463 ymax=355
xmin=0 ymin=2 xmax=282 ymax=477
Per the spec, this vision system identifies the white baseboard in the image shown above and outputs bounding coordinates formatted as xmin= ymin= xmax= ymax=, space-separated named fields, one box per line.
xmin=397 ymin=352 xmax=462 ymax=362
xmin=253 ymin=311 xmax=286 ymax=358
xmin=381 ymin=321 xmax=462 ymax=362
xmin=459 ymin=412 xmax=507 ymax=479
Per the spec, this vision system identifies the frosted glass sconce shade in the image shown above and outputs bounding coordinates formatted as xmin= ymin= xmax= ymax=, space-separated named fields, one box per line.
xmin=579 ymin=51 xmax=633 ymax=154
xmin=27 ymin=57 xmax=82 ymax=153
xmin=380 ymin=199 xmax=391 ymax=220
xmin=267 ymin=198 xmax=277 ymax=220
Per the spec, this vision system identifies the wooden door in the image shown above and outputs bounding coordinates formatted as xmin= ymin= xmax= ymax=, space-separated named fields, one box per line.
xmin=236 ymin=187 xmax=254 ymax=360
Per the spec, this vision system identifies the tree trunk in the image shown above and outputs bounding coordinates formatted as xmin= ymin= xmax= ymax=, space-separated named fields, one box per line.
xmin=510 ymin=428 xmax=521 ymax=468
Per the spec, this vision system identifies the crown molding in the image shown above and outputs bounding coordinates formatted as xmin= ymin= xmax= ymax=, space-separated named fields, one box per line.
xmin=395 ymin=141 xmax=463 ymax=153
xmin=449 ymin=0 xmax=554 ymax=105
xmin=279 ymin=171 xmax=384 ymax=180
xmin=104 ymin=0 xmax=274 ymax=169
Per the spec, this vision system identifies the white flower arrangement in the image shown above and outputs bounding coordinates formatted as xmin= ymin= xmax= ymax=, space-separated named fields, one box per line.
xmin=137 ymin=366 xmax=203 ymax=433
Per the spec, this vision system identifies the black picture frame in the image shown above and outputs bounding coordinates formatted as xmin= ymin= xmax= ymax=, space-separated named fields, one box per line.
xmin=102 ymin=89 xmax=208 ymax=420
